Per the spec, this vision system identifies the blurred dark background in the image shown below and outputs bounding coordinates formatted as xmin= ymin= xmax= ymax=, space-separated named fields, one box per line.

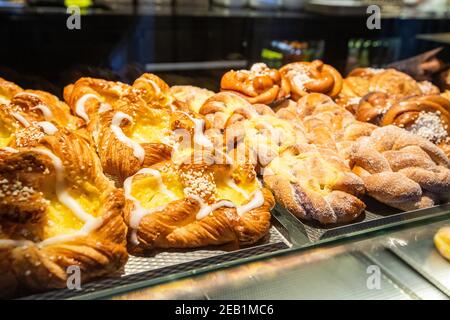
xmin=0 ymin=0 xmax=449 ymax=96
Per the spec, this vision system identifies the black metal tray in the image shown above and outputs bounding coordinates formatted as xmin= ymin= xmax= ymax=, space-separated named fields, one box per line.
xmin=274 ymin=199 xmax=450 ymax=243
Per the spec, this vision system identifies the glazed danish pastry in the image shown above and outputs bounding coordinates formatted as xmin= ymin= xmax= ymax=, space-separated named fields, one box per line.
xmin=0 ymin=81 xmax=82 ymax=149
xmin=123 ymin=159 xmax=274 ymax=252
xmin=0 ymin=130 xmax=128 ymax=297
xmin=279 ymin=60 xmax=343 ymax=101
xmin=220 ymin=63 xmax=290 ymax=105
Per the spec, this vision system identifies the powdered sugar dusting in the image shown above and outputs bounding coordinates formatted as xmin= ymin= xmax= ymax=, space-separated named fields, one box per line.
xmin=408 ymin=111 xmax=449 ymax=144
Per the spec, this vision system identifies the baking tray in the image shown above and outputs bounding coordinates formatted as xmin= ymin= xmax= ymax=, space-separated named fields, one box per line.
xmin=388 ymin=221 xmax=450 ymax=297
xmin=275 ymin=198 xmax=450 ymax=243
xmin=21 ymin=216 xmax=291 ymax=300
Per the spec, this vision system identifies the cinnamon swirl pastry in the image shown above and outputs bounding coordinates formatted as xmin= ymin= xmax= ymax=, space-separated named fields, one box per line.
xmin=123 ymin=159 xmax=274 ymax=252
xmin=279 ymin=60 xmax=343 ymax=101
xmin=220 ymin=63 xmax=290 ymax=105
xmin=0 ymin=130 xmax=128 ymax=297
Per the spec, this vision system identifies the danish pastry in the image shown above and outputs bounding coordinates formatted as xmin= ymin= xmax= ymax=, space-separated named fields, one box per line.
xmin=279 ymin=60 xmax=343 ymax=101
xmin=220 ymin=63 xmax=290 ymax=105
xmin=123 ymin=159 xmax=274 ymax=252
xmin=434 ymin=226 xmax=450 ymax=261
xmin=64 ymin=75 xmax=188 ymax=182
xmin=0 ymin=130 xmax=128 ymax=297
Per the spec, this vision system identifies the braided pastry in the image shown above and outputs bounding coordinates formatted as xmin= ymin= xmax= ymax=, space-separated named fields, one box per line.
xmin=279 ymin=60 xmax=343 ymax=101
xmin=124 ymin=158 xmax=274 ymax=253
xmin=347 ymin=125 xmax=450 ymax=210
xmin=0 ymin=130 xmax=128 ymax=297
xmin=263 ymin=144 xmax=365 ymax=224
xmin=220 ymin=63 xmax=290 ymax=105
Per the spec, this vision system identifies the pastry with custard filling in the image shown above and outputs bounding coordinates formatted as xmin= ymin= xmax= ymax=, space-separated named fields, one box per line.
xmin=0 ymin=130 xmax=128 ymax=297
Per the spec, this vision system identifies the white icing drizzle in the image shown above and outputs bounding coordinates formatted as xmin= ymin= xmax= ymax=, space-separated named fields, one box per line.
xmin=191 ymin=189 xmax=264 ymax=220
xmin=141 ymin=78 xmax=161 ymax=95
xmin=98 ymin=103 xmax=112 ymax=113
xmin=124 ymin=168 xmax=177 ymax=245
xmin=1 ymin=147 xmax=18 ymax=153
xmin=32 ymin=104 xmax=54 ymax=121
xmin=36 ymin=121 xmax=58 ymax=135
xmin=111 ymin=112 xmax=145 ymax=163
xmin=226 ymin=179 xmax=250 ymax=199
xmin=75 ymin=93 xmax=99 ymax=122
xmin=11 ymin=112 xmax=30 ymax=127
xmin=180 ymin=112 xmax=213 ymax=148
xmin=189 ymin=195 xmax=236 ymax=220
xmin=2 ymin=149 xmax=102 ymax=248
xmin=236 ymin=190 xmax=264 ymax=216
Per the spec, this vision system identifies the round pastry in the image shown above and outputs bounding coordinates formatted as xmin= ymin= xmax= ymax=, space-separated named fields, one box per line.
xmin=263 ymin=144 xmax=365 ymax=224
xmin=434 ymin=226 xmax=450 ymax=261
xmin=0 ymin=130 xmax=128 ymax=297
xmin=220 ymin=63 xmax=290 ymax=105
xmin=170 ymin=85 xmax=215 ymax=113
xmin=279 ymin=60 xmax=343 ymax=101
xmin=123 ymin=159 xmax=274 ymax=253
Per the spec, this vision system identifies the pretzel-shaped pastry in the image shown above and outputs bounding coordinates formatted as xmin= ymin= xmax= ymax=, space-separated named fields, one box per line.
xmin=354 ymin=92 xmax=396 ymax=125
xmin=0 ymin=77 xmax=23 ymax=105
xmin=200 ymin=92 xmax=305 ymax=168
xmin=0 ymin=130 xmax=128 ymax=297
xmin=279 ymin=60 xmax=343 ymax=101
xmin=123 ymin=158 xmax=274 ymax=252
xmin=348 ymin=125 xmax=450 ymax=210
xmin=220 ymin=63 xmax=290 ymax=105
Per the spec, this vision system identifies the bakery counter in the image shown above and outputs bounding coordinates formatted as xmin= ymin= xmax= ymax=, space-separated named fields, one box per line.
xmin=107 ymin=214 xmax=450 ymax=300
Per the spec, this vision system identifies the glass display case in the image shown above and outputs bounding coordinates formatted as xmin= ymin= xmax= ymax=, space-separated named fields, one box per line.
xmin=1 ymin=0 xmax=450 ymax=300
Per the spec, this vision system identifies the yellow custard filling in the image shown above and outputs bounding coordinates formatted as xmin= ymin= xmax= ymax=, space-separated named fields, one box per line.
xmin=0 ymin=121 xmax=13 ymax=148
xmin=42 ymin=182 xmax=102 ymax=239
xmin=215 ymin=178 xmax=259 ymax=206
xmin=130 ymin=110 xmax=171 ymax=144
xmin=130 ymin=170 xmax=184 ymax=210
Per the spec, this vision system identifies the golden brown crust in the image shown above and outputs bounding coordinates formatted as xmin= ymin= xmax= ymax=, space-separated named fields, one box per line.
xmin=171 ymin=85 xmax=215 ymax=113
xmin=0 ymin=130 xmax=128 ymax=298
xmin=280 ymin=60 xmax=343 ymax=100
xmin=220 ymin=63 xmax=290 ymax=105
xmin=263 ymin=144 xmax=365 ymax=224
